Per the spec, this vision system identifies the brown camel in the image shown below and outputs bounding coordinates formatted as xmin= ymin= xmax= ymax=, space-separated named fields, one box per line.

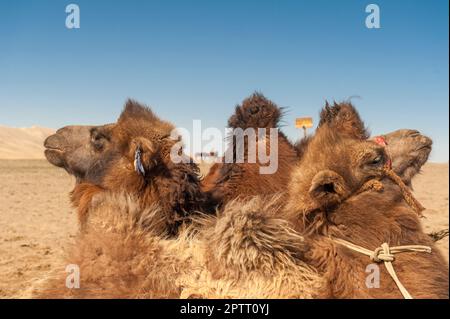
xmin=34 ymin=100 xmax=209 ymax=298
xmin=44 ymin=99 xmax=209 ymax=234
xmin=285 ymin=104 xmax=448 ymax=298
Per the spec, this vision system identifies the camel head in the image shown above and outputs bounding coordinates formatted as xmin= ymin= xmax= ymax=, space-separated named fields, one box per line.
xmin=318 ymin=101 xmax=433 ymax=185
xmin=287 ymin=101 xmax=432 ymax=224
xmin=383 ymin=129 xmax=432 ymax=185
xmin=287 ymin=123 xmax=389 ymax=215
xmin=45 ymin=100 xmax=206 ymax=231
xmin=44 ymin=99 xmax=177 ymax=185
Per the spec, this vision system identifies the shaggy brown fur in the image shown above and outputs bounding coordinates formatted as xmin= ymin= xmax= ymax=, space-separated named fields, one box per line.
xmin=285 ymin=105 xmax=448 ymax=298
xmin=32 ymin=193 xmax=191 ymax=298
xmin=179 ymin=196 xmax=324 ymax=298
xmin=44 ymin=100 xmax=208 ymax=234
xmin=318 ymin=101 xmax=370 ymax=140
xmin=32 ymin=193 xmax=323 ymax=299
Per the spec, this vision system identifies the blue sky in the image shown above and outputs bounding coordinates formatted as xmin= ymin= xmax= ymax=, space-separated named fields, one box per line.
xmin=0 ymin=0 xmax=448 ymax=161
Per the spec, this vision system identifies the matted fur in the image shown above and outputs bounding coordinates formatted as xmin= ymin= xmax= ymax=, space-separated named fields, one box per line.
xmin=33 ymin=194 xmax=323 ymax=299
xmin=177 ymin=195 xmax=324 ymax=299
xmin=32 ymin=193 xmax=191 ymax=298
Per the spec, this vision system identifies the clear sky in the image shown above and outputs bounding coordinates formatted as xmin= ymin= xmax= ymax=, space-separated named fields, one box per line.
xmin=0 ymin=0 xmax=448 ymax=161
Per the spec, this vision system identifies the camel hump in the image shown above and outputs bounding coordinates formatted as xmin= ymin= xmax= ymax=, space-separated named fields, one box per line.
xmin=228 ymin=92 xmax=283 ymax=129
xmin=318 ymin=101 xmax=370 ymax=140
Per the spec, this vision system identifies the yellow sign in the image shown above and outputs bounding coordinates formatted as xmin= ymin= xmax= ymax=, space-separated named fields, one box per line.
xmin=295 ymin=117 xmax=313 ymax=129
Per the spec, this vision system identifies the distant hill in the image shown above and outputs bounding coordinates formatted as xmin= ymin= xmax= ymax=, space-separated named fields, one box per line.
xmin=0 ymin=125 xmax=55 ymax=159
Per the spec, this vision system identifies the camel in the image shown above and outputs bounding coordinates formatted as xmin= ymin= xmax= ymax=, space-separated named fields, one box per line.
xmin=34 ymin=100 xmax=216 ymax=298
xmin=44 ymin=99 xmax=209 ymax=234
xmin=284 ymin=103 xmax=449 ymax=298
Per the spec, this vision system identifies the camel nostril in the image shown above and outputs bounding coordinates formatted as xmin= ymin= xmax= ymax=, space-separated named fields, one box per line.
xmin=44 ymin=134 xmax=64 ymax=151
xmin=420 ymin=137 xmax=433 ymax=148
xmin=44 ymin=135 xmax=55 ymax=148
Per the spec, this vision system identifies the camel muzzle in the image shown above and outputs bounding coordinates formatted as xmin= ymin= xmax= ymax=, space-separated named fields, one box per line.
xmin=44 ymin=134 xmax=67 ymax=167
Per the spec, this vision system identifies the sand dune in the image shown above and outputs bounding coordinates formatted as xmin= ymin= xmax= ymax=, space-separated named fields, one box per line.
xmin=0 ymin=126 xmax=55 ymax=159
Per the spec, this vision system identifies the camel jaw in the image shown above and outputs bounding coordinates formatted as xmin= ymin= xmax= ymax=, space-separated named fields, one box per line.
xmin=44 ymin=135 xmax=66 ymax=168
xmin=44 ymin=148 xmax=65 ymax=168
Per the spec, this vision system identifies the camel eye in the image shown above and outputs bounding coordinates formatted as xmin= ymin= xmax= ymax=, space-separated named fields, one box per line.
xmin=91 ymin=131 xmax=106 ymax=151
xmin=369 ymin=155 xmax=383 ymax=166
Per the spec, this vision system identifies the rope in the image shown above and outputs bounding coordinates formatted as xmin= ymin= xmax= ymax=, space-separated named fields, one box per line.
xmin=332 ymin=238 xmax=432 ymax=299
xmin=383 ymin=167 xmax=425 ymax=216
xmin=370 ymin=136 xmax=425 ymax=215
xmin=350 ymin=166 xmax=425 ymax=217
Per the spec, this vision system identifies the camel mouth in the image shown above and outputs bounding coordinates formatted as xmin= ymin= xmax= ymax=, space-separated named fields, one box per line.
xmin=418 ymin=145 xmax=432 ymax=153
xmin=44 ymin=134 xmax=66 ymax=160
xmin=44 ymin=146 xmax=63 ymax=152
xmin=44 ymin=148 xmax=65 ymax=167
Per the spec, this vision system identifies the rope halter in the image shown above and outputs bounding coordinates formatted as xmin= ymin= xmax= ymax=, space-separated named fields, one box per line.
xmin=332 ymin=238 xmax=432 ymax=299
xmin=372 ymin=135 xmax=425 ymax=216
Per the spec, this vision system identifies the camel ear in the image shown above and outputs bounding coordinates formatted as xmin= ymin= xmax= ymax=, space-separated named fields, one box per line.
xmin=131 ymin=137 xmax=159 ymax=176
xmin=309 ymin=170 xmax=348 ymax=208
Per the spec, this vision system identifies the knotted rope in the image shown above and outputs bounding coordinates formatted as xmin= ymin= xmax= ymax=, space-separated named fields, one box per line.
xmin=332 ymin=238 xmax=432 ymax=299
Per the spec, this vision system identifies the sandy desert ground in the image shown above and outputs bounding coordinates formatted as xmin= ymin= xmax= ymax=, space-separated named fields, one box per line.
xmin=0 ymin=159 xmax=448 ymax=298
